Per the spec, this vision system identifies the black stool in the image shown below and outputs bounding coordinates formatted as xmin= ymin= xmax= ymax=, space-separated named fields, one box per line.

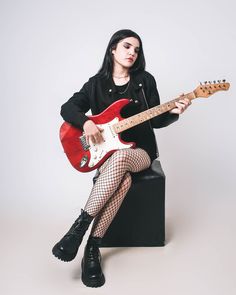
xmin=92 ymin=159 xmax=165 ymax=247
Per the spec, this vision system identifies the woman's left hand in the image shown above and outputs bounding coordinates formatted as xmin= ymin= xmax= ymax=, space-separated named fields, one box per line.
xmin=169 ymin=97 xmax=191 ymax=115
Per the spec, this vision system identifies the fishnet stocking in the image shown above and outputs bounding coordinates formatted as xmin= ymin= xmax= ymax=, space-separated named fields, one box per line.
xmin=84 ymin=148 xmax=151 ymax=238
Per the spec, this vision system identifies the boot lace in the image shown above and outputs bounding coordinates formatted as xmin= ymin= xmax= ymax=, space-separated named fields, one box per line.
xmin=87 ymin=245 xmax=100 ymax=262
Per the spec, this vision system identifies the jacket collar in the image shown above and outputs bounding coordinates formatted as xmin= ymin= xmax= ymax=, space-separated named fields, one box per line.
xmin=104 ymin=72 xmax=144 ymax=95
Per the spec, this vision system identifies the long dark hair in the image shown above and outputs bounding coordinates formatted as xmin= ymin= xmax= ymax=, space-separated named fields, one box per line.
xmin=97 ymin=29 xmax=146 ymax=79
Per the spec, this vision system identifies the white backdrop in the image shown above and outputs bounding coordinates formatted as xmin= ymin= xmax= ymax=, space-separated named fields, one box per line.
xmin=1 ymin=0 xmax=235 ymax=223
xmin=1 ymin=1 xmax=236 ymax=294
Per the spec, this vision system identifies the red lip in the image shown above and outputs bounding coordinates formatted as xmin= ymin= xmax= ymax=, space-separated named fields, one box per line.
xmin=127 ymin=58 xmax=134 ymax=62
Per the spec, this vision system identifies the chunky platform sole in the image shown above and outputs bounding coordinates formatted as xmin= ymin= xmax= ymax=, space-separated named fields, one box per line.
xmin=81 ymin=258 xmax=105 ymax=288
xmin=52 ymin=244 xmax=78 ymax=262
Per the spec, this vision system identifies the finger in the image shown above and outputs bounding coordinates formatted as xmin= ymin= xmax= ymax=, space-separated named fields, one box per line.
xmin=99 ymin=132 xmax=105 ymax=142
xmin=184 ymin=98 xmax=191 ymax=106
xmin=90 ymin=135 xmax=96 ymax=144
xmin=96 ymin=135 xmax=103 ymax=144
xmin=93 ymin=135 xmax=100 ymax=144
xmin=175 ymin=102 xmax=185 ymax=109
xmin=178 ymin=99 xmax=188 ymax=106
xmin=97 ymin=133 xmax=104 ymax=143
xmin=87 ymin=135 xmax=95 ymax=145
xmin=94 ymin=129 xmax=105 ymax=142
xmin=182 ymin=98 xmax=191 ymax=106
xmin=97 ymin=125 xmax=104 ymax=132
xmin=175 ymin=102 xmax=185 ymax=113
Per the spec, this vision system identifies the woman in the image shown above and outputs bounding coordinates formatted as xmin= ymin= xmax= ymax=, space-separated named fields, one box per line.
xmin=52 ymin=29 xmax=190 ymax=288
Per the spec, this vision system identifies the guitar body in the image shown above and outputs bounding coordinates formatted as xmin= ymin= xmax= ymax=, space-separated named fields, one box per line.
xmin=60 ymin=98 xmax=136 ymax=173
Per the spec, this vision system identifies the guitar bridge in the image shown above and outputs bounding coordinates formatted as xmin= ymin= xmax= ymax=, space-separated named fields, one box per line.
xmin=79 ymin=135 xmax=90 ymax=151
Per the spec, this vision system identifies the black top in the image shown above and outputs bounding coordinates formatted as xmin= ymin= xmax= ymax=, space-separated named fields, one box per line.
xmin=60 ymin=71 xmax=179 ymax=161
xmin=115 ymin=82 xmax=129 ymax=94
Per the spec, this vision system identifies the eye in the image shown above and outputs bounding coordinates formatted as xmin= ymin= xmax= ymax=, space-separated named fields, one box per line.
xmin=123 ymin=43 xmax=139 ymax=54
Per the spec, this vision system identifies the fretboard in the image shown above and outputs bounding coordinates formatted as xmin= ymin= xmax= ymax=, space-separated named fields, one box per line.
xmin=113 ymin=92 xmax=196 ymax=134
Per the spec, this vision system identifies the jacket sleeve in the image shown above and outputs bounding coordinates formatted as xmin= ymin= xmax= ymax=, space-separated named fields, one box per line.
xmin=146 ymin=74 xmax=179 ymax=128
xmin=60 ymin=79 xmax=91 ymax=129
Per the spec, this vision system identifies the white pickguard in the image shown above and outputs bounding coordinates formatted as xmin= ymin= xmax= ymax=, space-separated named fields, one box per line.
xmin=87 ymin=117 xmax=132 ymax=168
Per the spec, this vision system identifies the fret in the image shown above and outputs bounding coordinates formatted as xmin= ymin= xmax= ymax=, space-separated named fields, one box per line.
xmin=113 ymin=92 xmax=195 ymax=134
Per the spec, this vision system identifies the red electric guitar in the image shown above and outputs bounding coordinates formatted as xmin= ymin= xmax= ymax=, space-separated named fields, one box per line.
xmin=60 ymin=80 xmax=230 ymax=172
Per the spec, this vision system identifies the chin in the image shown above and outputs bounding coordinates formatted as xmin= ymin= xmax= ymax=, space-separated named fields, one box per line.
xmin=123 ymin=63 xmax=134 ymax=68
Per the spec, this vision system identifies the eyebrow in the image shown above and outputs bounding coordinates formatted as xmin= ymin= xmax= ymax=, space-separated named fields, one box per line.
xmin=123 ymin=41 xmax=140 ymax=50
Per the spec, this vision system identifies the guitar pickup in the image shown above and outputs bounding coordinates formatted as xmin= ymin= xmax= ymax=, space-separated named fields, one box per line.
xmin=79 ymin=135 xmax=90 ymax=151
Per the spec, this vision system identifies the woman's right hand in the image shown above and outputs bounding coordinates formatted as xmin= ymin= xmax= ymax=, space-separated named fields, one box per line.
xmin=83 ymin=120 xmax=104 ymax=145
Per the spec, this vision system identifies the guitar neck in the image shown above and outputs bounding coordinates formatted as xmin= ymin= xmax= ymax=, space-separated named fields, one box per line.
xmin=113 ymin=92 xmax=196 ymax=133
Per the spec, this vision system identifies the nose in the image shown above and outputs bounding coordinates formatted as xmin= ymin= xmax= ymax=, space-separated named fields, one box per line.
xmin=129 ymin=47 xmax=135 ymax=56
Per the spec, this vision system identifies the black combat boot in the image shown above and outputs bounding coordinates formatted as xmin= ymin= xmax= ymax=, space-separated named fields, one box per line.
xmin=52 ymin=209 xmax=94 ymax=262
xmin=81 ymin=235 xmax=105 ymax=288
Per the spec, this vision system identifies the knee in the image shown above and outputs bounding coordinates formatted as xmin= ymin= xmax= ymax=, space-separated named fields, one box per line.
xmin=111 ymin=150 xmax=128 ymax=166
xmin=111 ymin=150 xmax=130 ymax=166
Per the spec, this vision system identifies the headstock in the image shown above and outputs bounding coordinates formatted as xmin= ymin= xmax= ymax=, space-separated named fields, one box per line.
xmin=194 ymin=80 xmax=230 ymax=98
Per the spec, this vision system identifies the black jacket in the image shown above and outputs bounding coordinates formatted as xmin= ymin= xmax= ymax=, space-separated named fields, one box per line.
xmin=61 ymin=71 xmax=179 ymax=161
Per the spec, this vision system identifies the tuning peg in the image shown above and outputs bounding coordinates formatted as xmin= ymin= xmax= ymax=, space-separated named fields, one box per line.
xmin=204 ymin=81 xmax=208 ymax=84
xmin=222 ymin=79 xmax=226 ymax=82
xmin=213 ymin=80 xmax=216 ymax=83
xmin=200 ymin=81 xmax=203 ymax=85
xmin=208 ymin=81 xmax=212 ymax=84
xmin=217 ymin=80 xmax=221 ymax=83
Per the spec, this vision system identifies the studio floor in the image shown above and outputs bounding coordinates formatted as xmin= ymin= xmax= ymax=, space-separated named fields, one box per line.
xmin=1 ymin=191 xmax=235 ymax=295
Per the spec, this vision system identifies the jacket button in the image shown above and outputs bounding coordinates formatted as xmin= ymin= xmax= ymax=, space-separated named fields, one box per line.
xmin=139 ymin=83 xmax=142 ymax=87
xmin=135 ymin=100 xmax=138 ymax=103
xmin=109 ymin=89 xmax=112 ymax=92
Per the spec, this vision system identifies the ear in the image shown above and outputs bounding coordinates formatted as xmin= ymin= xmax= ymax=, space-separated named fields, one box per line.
xmin=111 ymin=45 xmax=116 ymax=55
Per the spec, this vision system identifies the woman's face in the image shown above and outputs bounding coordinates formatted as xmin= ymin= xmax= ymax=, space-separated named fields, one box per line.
xmin=112 ymin=37 xmax=140 ymax=70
